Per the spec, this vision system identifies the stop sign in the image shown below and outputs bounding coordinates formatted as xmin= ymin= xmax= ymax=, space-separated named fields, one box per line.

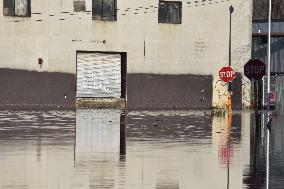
xmin=244 ymin=59 xmax=266 ymax=80
xmin=219 ymin=66 xmax=236 ymax=82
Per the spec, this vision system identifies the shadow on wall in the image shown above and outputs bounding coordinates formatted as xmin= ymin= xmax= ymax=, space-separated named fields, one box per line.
xmin=0 ymin=69 xmax=76 ymax=109
xmin=231 ymin=72 xmax=243 ymax=110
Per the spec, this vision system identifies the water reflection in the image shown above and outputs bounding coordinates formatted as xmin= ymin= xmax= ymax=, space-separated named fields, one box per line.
xmin=124 ymin=111 xmax=249 ymax=189
xmin=243 ymin=113 xmax=284 ymax=189
xmin=74 ymin=109 xmax=124 ymax=189
xmin=213 ymin=113 xmax=242 ymax=167
xmin=270 ymin=116 xmax=284 ymax=188
xmin=0 ymin=110 xmax=283 ymax=188
xmin=0 ymin=111 xmax=75 ymax=189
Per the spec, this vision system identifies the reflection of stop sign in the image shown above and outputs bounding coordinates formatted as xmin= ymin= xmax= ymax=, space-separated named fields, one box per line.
xmin=244 ymin=59 xmax=266 ymax=80
xmin=219 ymin=66 xmax=236 ymax=82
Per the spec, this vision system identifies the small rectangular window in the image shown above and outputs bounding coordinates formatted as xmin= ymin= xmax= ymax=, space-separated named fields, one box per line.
xmin=74 ymin=0 xmax=86 ymax=12
xmin=3 ymin=0 xmax=30 ymax=17
xmin=3 ymin=0 xmax=15 ymax=16
xmin=158 ymin=1 xmax=182 ymax=24
xmin=92 ymin=0 xmax=116 ymax=21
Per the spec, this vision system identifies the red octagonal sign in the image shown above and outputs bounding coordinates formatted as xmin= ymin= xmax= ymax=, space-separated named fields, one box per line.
xmin=219 ymin=66 xmax=236 ymax=82
xmin=244 ymin=59 xmax=266 ymax=81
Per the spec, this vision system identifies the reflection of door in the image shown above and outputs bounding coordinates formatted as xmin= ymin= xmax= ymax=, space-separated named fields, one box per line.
xmin=76 ymin=52 xmax=122 ymax=98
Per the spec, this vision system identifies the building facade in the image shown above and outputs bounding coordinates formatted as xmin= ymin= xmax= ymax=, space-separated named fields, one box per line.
xmin=0 ymin=0 xmax=252 ymax=110
xmin=252 ymin=0 xmax=284 ymax=111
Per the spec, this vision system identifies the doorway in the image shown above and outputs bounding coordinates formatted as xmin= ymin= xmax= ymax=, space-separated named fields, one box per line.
xmin=76 ymin=51 xmax=126 ymax=99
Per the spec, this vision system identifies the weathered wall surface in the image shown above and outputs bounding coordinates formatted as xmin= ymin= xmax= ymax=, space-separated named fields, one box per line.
xmin=0 ymin=0 xmax=252 ymax=109
xmin=0 ymin=69 xmax=75 ymax=109
xmin=127 ymin=74 xmax=213 ymax=110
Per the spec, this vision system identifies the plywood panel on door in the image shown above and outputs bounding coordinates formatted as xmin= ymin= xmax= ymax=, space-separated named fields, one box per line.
xmin=76 ymin=53 xmax=121 ymax=98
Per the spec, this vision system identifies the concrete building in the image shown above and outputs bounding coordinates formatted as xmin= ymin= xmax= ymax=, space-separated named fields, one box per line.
xmin=0 ymin=0 xmax=252 ymax=110
xmin=251 ymin=0 xmax=284 ymax=111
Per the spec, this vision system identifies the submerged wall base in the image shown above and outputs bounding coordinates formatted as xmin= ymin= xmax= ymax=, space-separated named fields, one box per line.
xmin=76 ymin=98 xmax=126 ymax=109
xmin=0 ymin=69 xmax=214 ymax=110
xmin=0 ymin=69 xmax=76 ymax=109
xmin=127 ymin=73 xmax=213 ymax=110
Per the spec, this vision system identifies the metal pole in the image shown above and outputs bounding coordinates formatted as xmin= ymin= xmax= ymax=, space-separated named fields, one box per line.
xmin=266 ymin=2 xmax=272 ymax=185
xmin=266 ymin=129 xmax=270 ymax=189
xmin=229 ymin=6 xmax=232 ymax=68
xmin=228 ymin=6 xmax=234 ymax=112
xmin=262 ymin=78 xmax=265 ymax=109
xmin=254 ymin=81 xmax=258 ymax=113
xmin=267 ymin=0 xmax=272 ymax=111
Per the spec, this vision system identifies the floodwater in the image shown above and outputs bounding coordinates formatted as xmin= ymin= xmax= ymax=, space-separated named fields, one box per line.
xmin=0 ymin=110 xmax=283 ymax=189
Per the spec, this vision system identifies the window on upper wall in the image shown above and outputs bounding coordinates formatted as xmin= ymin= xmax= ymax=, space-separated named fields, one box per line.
xmin=3 ymin=0 xmax=31 ymax=17
xmin=74 ymin=0 xmax=86 ymax=12
xmin=158 ymin=1 xmax=182 ymax=24
xmin=92 ymin=0 xmax=117 ymax=21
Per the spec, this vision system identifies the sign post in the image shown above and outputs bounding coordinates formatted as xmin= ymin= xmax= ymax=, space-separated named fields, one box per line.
xmin=219 ymin=66 xmax=236 ymax=112
xmin=244 ymin=59 xmax=266 ymax=111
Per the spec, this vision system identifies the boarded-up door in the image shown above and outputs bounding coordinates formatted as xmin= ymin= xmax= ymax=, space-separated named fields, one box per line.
xmin=15 ymin=0 xmax=29 ymax=16
xmin=76 ymin=52 xmax=121 ymax=98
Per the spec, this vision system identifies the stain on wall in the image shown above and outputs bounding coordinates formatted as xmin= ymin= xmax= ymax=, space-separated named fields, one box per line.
xmin=194 ymin=39 xmax=206 ymax=60
xmin=213 ymin=73 xmax=246 ymax=110
xmin=127 ymin=73 xmax=213 ymax=110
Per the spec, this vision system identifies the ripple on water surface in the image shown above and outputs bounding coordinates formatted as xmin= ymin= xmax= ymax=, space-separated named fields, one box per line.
xmin=0 ymin=110 xmax=283 ymax=189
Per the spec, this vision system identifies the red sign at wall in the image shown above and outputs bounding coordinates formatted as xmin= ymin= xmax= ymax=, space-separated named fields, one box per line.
xmin=219 ymin=66 xmax=236 ymax=82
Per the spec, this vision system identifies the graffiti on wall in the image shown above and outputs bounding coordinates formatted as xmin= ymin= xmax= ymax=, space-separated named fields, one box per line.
xmin=214 ymin=78 xmax=250 ymax=103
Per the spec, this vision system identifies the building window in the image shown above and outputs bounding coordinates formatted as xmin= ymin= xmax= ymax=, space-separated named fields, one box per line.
xmin=92 ymin=0 xmax=116 ymax=21
xmin=158 ymin=1 xmax=182 ymax=24
xmin=253 ymin=0 xmax=284 ymax=20
xmin=74 ymin=0 xmax=86 ymax=12
xmin=3 ymin=0 xmax=31 ymax=17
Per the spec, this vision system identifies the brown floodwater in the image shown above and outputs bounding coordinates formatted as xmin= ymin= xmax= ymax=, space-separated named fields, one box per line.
xmin=0 ymin=110 xmax=283 ymax=189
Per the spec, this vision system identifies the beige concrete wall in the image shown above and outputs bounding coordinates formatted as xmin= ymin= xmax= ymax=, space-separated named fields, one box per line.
xmin=0 ymin=0 xmax=252 ymax=107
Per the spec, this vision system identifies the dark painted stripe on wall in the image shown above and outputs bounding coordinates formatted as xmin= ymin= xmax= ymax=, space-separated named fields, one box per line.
xmin=0 ymin=69 xmax=75 ymax=110
xmin=127 ymin=73 xmax=213 ymax=110
xmin=0 ymin=69 xmax=214 ymax=110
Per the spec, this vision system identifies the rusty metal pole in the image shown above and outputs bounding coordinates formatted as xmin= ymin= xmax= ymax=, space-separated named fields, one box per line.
xmin=228 ymin=94 xmax=232 ymax=113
